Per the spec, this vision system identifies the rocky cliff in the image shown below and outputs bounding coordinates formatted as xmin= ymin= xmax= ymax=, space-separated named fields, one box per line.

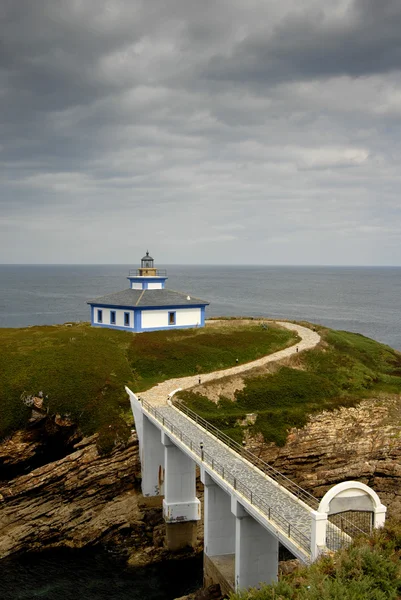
xmin=0 ymin=414 xmax=174 ymax=561
xmin=248 ymin=394 xmax=401 ymax=518
xmin=1 ymin=393 xmax=401 ymax=562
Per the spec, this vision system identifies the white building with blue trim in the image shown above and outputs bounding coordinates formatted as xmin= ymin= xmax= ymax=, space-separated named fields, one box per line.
xmin=87 ymin=252 xmax=209 ymax=333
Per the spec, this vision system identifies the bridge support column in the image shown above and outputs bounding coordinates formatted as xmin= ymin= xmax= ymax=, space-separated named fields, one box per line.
xmin=141 ymin=415 xmax=165 ymax=496
xmin=162 ymin=432 xmax=200 ymax=550
xmin=203 ymin=472 xmax=236 ymax=557
xmin=232 ymin=499 xmax=278 ymax=591
xmin=202 ymin=472 xmax=236 ymax=594
xmin=126 ymin=389 xmax=165 ymax=497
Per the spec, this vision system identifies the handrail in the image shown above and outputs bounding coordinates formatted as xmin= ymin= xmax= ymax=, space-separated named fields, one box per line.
xmin=171 ymin=397 xmax=320 ymax=510
xmin=141 ymin=398 xmax=311 ymax=556
xmin=128 ymin=269 xmax=167 ymax=276
xmin=329 ymin=513 xmax=369 ymax=538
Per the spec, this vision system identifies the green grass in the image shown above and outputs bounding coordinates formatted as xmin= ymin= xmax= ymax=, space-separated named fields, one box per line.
xmin=178 ymin=328 xmax=401 ymax=446
xmin=0 ymin=321 xmax=296 ymax=446
xmin=230 ymin=521 xmax=401 ymax=600
xmin=128 ymin=324 xmax=298 ymax=391
xmin=3 ymin=321 xmax=400 ymax=452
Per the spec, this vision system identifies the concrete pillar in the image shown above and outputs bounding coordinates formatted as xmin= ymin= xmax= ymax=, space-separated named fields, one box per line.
xmin=232 ymin=499 xmax=278 ymax=591
xmin=141 ymin=415 xmax=165 ymax=497
xmin=162 ymin=432 xmax=200 ymax=550
xmin=203 ymin=473 xmax=235 ymax=557
xmin=373 ymin=505 xmax=387 ymax=528
xmin=310 ymin=511 xmax=328 ymax=560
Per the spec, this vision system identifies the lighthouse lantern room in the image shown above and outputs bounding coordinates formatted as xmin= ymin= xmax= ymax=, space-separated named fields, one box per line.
xmin=127 ymin=251 xmax=168 ymax=290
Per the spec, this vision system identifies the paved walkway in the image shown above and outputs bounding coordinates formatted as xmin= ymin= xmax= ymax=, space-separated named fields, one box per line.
xmin=137 ymin=322 xmax=352 ymax=557
xmin=149 ymin=400 xmax=314 ymax=555
xmin=137 ymin=322 xmax=322 ymax=557
xmin=140 ymin=321 xmax=321 ymax=406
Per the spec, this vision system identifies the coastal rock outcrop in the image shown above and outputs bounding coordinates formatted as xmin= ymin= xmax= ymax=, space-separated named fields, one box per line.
xmin=248 ymin=394 xmax=401 ymax=517
xmin=0 ymin=424 xmax=155 ymax=559
xmin=1 ymin=394 xmax=401 ymax=561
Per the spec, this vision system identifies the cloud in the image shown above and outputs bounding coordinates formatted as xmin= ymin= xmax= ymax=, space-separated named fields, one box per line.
xmin=1 ymin=0 xmax=401 ymax=264
xmin=296 ymin=147 xmax=369 ymax=170
xmin=204 ymin=0 xmax=401 ymax=83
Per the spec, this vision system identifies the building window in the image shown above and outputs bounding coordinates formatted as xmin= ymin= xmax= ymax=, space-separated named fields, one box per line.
xmin=124 ymin=312 xmax=130 ymax=326
xmin=110 ymin=311 xmax=116 ymax=325
xmin=97 ymin=309 xmax=103 ymax=323
xmin=168 ymin=311 xmax=176 ymax=325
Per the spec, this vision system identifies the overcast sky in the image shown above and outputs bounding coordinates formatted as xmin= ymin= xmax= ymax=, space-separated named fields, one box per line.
xmin=1 ymin=0 xmax=401 ymax=265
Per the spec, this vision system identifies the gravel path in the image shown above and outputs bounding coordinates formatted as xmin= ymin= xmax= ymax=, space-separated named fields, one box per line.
xmin=140 ymin=321 xmax=320 ymax=406
xmin=138 ymin=321 xmax=322 ymax=557
xmin=151 ymin=401 xmax=313 ymax=554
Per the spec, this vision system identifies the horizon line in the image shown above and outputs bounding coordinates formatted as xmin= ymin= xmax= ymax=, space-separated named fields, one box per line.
xmin=0 ymin=263 xmax=400 ymax=268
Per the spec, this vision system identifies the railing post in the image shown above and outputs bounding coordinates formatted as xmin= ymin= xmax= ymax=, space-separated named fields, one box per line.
xmin=311 ymin=511 xmax=328 ymax=560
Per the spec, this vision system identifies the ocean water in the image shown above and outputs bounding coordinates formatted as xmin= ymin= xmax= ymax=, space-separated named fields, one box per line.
xmin=0 ymin=264 xmax=400 ymax=349
xmin=0 ymin=548 xmax=203 ymax=600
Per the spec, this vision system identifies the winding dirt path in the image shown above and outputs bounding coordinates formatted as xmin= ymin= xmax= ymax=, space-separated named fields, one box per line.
xmin=139 ymin=321 xmax=321 ymax=406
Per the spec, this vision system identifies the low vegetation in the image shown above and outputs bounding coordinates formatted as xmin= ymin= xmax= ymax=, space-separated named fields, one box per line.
xmin=178 ymin=327 xmax=401 ymax=445
xmin=230 ymin=521 xmax=401 ymax=600
xmin=0 ymin=321 xmax=296 ymax=446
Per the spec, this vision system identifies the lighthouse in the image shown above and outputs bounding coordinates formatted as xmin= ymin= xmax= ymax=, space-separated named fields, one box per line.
xmin=87 ymin=252 xmax=209 ymax=333
xmin=127 ymin=251 xmax=168 ymax=290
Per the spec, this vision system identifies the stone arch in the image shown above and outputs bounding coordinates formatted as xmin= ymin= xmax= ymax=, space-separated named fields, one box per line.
xmin=318 ymin=481 xmax=386 ymax=528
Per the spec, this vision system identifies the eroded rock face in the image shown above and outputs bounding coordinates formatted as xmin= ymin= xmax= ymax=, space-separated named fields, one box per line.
xmin=1 ymin=393 xmax=401 ymax=562
xmin=0 ymin=429 xmax=153 ymax=559
xmin=248 ymin=395 xmax=401 ymax=518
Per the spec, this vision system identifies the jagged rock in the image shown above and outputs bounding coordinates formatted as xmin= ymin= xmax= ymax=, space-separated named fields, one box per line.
xmin=1 ymin=392 xmax=401 ymax=572
xmin=0 ymin=432 xmax=143 ymax=558
xmin=153 ymin=523 xmax=166 ymax=547
xmin=279 ymin=559 xmax=301 ymax=576
xmin=175 ymin=584 xmax=224 ymax=600
xmin=250 ymin=395 xmax=401 ymax=517
xmin=194 ymin=584 xmax=223 ymax=599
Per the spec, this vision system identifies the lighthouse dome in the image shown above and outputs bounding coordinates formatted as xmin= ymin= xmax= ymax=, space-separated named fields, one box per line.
xmin=141 ymin=251 xmax=154 ymax=269
xmin=141 ymin=251 xmax=154 ymax=262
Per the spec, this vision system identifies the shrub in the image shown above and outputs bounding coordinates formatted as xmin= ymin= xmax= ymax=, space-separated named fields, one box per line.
xmin=230 ymin=523 xmax=401 ymax=600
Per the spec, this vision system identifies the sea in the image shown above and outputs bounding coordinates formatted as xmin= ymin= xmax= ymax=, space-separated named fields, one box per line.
xmin=0 ymin=264 xmax=400 ymax=349
xmin=0 ymin=264 xmax=400 ymax=599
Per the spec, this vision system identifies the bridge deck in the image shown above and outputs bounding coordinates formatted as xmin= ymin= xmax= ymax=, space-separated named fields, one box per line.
xmin=143 ymin=401 xmax=314 ymax=557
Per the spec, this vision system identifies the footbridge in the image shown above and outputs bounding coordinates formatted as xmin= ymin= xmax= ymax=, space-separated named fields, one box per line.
xmin=127 ymin=322 xmax=386 ymax=593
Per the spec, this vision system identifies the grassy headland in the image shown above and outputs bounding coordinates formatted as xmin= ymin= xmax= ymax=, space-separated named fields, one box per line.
xmin=0 ymin=320 xmax=296 ymax=444
xmin=178 ymin=327 xmax=401 ymax=445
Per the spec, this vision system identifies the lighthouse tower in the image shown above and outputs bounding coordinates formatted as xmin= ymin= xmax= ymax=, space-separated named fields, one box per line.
xmin=127 ymin=251 xmax=168 ymax=290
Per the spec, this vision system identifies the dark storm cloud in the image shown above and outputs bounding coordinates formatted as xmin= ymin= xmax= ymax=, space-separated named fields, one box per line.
xmin=1 ymin=0 xmax=401 ymax=264
xmin=204 ymin=0 xmax=401 ymax=83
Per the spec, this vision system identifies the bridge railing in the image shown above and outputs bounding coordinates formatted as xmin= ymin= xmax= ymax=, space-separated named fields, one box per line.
xmin=141 ymin=398 xmax=311 ymax=556
xmin=326 ymin=513 xmax=370 ymax=552
xmin=171 ymin=397 xmax=320 ymax=510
